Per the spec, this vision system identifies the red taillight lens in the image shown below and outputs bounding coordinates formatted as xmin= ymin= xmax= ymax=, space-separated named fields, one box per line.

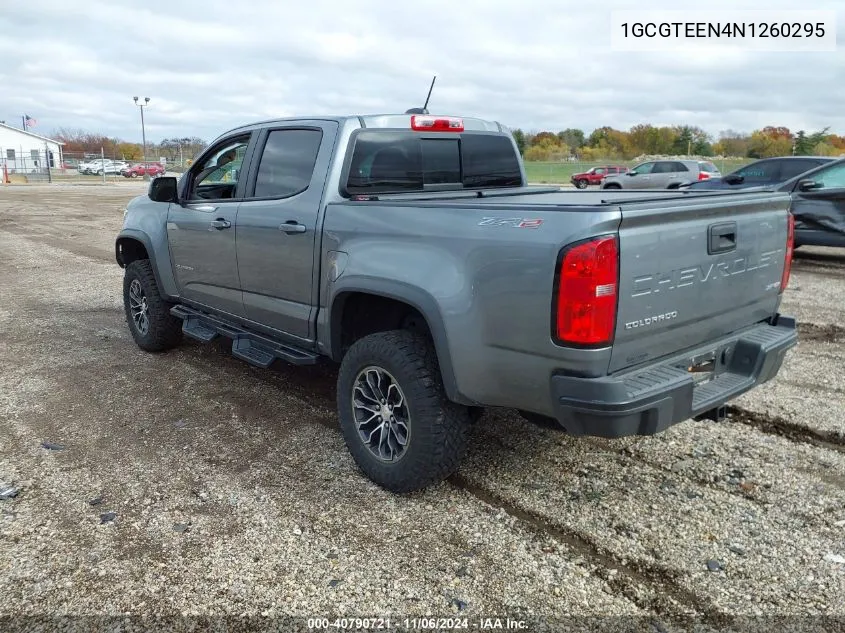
xmin=780 ymin=213 xmax=795 ymax=293
xmin=555 ymin=235 xmax=619 ymax=346
xmin=698 ymin=171 xmax=711 ymax=180
xmin=410 ymin=115 xmax=464 ymax=132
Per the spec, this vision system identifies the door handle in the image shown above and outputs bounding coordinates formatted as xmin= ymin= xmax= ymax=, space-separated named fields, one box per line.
xmin=280 ymin=221 xmax=307 ymax=234
xmin=190 ymin=204 xmax=218 ymax=213
xmin=708 ymin=222 xmax=737 ymax=254
xmin=209 ymin=218 xmax=231 ymax=230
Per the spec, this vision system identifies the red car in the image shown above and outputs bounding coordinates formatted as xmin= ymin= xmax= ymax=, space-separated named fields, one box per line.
xmin=570 ymin=165 xmax=628 ymax=189
xmin=122 ymin=162 xmax=165 ymax=178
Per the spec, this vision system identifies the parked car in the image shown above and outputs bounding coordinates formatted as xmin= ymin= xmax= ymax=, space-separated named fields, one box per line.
xmin=122 ymin=162 xmax=165 ymax=178
xmin=601 ymin=159 xmax=720 ymax=189
xmin=97 ymin=161 xmax=129 ymax=175
xmin=78 ymin=159 xmax=128 ymax=175
xmin=681 ymin=156 xmax=837 ymax=191
xmin=115 ymin=112 xmax=796 ymax=492
xmin=570 ymin=165 xmax=627 ymax=189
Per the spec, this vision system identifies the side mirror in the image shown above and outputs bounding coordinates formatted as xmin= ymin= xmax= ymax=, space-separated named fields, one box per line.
xmin=797 ymin=178 xmax=822 ymax=192
xmin=627 ymin=172 xmax=636 ymax=176
xmin=724 ymin=174 xmax=744 ymax=185
xmin=149 ymin=176 xmax=179 ymax=203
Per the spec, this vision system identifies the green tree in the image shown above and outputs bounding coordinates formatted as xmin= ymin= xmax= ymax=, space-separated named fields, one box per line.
xmin=557 ymin=128 xmax=585 ymax=149
xmin=511 ymin=128 xmax=526 ymax=155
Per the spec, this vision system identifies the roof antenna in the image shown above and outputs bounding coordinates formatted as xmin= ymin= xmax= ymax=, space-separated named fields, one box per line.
xmin=405 ymin=75 xmax=436 ymax=115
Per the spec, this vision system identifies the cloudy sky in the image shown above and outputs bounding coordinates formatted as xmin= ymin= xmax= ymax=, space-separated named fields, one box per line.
xmin=1 ymin=0 xmax=842 ymax=143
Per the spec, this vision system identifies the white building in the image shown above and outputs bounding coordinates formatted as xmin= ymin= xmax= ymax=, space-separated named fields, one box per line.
xmin=0 ymin=122 xmax=64 ymax=173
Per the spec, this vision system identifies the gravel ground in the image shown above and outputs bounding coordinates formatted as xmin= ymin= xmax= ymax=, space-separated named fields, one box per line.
xmin=1 ymin=185 xmax=844 ymax=633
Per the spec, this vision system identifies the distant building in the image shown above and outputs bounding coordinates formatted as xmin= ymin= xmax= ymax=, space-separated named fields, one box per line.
xmin=0 ymin=122 xmax=64 ymax=173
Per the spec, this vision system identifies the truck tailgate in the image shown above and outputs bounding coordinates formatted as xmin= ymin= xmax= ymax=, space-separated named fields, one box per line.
xmin=610 ymin=192 xmax=793 ymax=373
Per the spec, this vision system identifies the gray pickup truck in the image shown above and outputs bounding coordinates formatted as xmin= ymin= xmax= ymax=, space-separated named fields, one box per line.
xmin=116 ymin=112 xmax=798 ymax=492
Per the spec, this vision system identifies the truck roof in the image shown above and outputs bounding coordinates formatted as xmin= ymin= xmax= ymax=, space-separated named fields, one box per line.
xmin=225 ymin=113 xmax=506 ymax=135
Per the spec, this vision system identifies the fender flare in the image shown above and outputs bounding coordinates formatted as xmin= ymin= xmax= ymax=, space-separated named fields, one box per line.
xmin=115 ymin=229 xmax=176 ymax=299
xmin=327 ymin=280 xmax=471 ymax=406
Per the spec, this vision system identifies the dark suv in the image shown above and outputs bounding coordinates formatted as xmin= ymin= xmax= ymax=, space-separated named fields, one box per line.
xmin=683 ymin=156 xmax=836 ymax=190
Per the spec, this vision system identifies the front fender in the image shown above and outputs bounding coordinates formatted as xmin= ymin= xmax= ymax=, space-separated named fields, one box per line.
xmin=116 ymin=195 xmax=179 ymax=298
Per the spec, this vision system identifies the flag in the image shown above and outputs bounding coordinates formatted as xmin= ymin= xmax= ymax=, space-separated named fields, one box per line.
xmin=24 ymin=114 xmax=37 ymax=128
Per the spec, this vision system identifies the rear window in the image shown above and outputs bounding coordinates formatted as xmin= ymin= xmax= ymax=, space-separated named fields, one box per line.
xmin=698 ymin=161 xmax=718 ymax=173
xmin=344 ymin=131 xmax=522 ymax=195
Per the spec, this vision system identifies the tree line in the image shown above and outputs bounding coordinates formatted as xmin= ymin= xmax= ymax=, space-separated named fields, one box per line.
xmin=52 ymin=128 xmax=208 ymax=164
xmin=51 ymin=124 xmax=845 ymax=164
xmin=510 ymin=125 xmax=845 ymax=161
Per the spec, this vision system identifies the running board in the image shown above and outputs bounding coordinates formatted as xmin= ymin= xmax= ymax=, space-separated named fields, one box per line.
xmin=170 ymin=305 xmax=318 ymax=367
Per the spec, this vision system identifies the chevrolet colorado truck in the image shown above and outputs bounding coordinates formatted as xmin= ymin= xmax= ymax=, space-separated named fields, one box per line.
xmin=115 ymin=112 xmax=798 ymax=493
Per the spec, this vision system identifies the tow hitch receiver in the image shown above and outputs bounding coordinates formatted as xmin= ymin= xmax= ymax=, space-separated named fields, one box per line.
xmin=694 ymin=405 xmax=727 ymax=423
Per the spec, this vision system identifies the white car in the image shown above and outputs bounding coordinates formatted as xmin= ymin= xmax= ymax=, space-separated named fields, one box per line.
xmin=78 ymin=159 xmax=129 ymax=175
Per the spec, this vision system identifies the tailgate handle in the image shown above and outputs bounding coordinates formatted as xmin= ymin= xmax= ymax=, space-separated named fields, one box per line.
xmin=708 ymin=222 xmax=737 ymax=255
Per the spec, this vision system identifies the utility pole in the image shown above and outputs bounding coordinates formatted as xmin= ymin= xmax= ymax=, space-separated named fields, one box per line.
xmin=133 ymin=96 xmax=150 ymax=181
xmin=45 ymin=142 xmax=52 ymax=183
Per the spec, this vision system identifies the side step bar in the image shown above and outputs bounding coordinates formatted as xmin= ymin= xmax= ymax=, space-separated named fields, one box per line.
xmin=170 ymin=305 xmax=318 ymax=367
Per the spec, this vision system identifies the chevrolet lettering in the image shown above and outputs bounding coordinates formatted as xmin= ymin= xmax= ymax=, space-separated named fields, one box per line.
xmin=631 ymin=248 xmax=781 ymax=297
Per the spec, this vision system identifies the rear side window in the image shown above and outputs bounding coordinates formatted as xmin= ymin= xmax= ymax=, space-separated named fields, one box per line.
xmin=345 ymin=131 xmax=522 ymax=195
xmin=672 ymin=162 xmax=690 ymax=172
xmin=735 ymin=160 xmax=780 ymax=182
xmin=254 ymin=129 xmax=323 ymax=198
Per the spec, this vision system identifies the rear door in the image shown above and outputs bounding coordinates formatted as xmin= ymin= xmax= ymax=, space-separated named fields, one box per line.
xmin=649 ymin=161 xmax=677 ymax=188
xmin=609 ymin=191 xmax=792 ymax=372
xmin=235 ymin=121 xmax=338 ymax=341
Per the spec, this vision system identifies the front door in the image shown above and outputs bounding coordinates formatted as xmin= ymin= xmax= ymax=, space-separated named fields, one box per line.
xmin=790 ymin=161 xmax=845 ymax=244
xmin=167 ymin=133 xmax=255 ymax=317
xmin=235 ymin=121 xmax=338 ymax=341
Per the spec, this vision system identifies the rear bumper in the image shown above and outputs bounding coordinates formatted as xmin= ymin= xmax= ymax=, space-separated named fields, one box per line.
xmin=551 ymin=315 xmax=798 ymax=438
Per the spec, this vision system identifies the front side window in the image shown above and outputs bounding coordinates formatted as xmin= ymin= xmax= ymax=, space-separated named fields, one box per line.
xmin=630 ymin=162 xmax=655 ymax=175
xmin=254 ymin=129 xmax=323 ymax=198
xmin=809 ymin=162 xmax=845 ymax=189
xmin=190 ymin=136 xmax=250 ymax=199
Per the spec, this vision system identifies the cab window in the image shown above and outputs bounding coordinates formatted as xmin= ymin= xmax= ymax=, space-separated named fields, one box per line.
xmin=189 ymin=136 xmax=251 ymax=200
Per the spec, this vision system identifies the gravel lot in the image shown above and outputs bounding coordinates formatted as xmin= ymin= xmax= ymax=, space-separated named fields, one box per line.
xmin=1 ymin=184 xmax=844 ymax=633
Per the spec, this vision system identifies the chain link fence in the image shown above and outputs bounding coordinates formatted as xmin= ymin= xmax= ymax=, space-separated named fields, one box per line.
xmin=1 ymin=147 xmax=178 ymax=184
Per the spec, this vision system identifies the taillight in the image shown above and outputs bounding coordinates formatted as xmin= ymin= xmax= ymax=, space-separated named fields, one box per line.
xmin=698 ymin=171 xmax=711 ymax=180
xmin=780 ymin=213 xmax=795 ymax=293
xmin=410 ymin=115 xmax=464 ymax=132
xmin=554 ymin=235 xmax=619 ymax=346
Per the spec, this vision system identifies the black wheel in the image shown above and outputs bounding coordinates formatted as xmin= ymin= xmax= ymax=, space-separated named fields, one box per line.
xmin=122 ymin=259 xmax=183 ymax=352
xmin=337 ymin=330 xmax=470 ymax=493
xmin=603 ymin=183 xmax=621 ymax=189
xmin=575 ymin=179 xmax=588 ymax=189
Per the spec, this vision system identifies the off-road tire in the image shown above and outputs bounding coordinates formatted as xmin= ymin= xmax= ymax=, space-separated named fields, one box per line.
xmin=337 ymin=330 xmax=470 ymax=493
xmin=122 ymin=259 xmax=183 ymax=352
xmin=575 ymin=179 xmax=588 ymax=189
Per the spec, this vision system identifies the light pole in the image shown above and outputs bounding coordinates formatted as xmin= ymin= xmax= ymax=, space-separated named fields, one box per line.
xmin=133 ymin=96 xmax=150 ymax=180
